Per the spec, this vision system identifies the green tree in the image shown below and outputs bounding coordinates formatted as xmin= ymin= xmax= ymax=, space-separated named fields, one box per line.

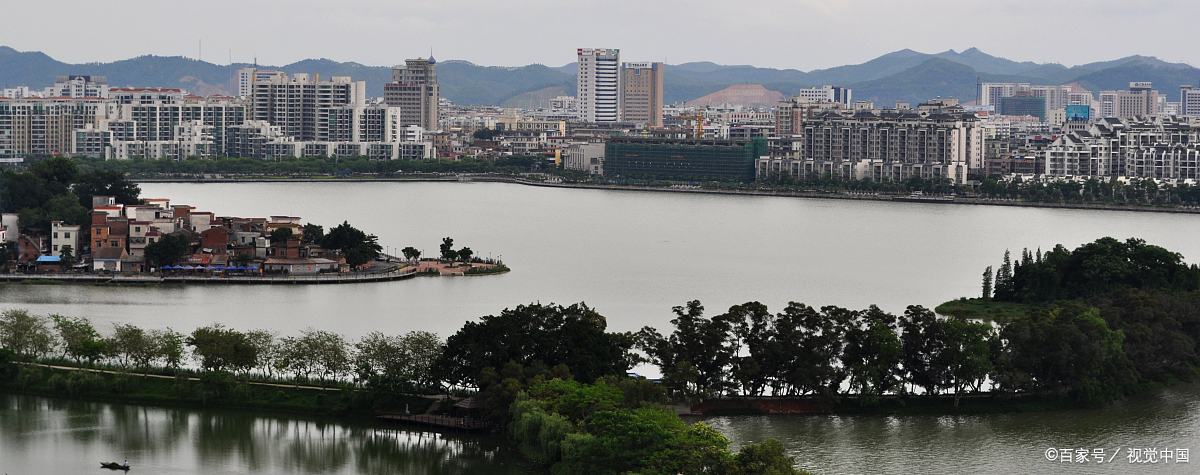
xmin=145 ymin=233 xmax=189 ymax=268
xmin=438 ymin=302 xmax=635 ymax=388
xmin=300 ymin=223 xmax=324 ymax=245
xmin=0 ymin=309 xmax=55 ymax=361
xmin=458 ymin=247 xmax=474 ymax=263
xmin=59 ymin=245 xmax=75 ymax=267
xmin=187 ymin=324 xmax=258 ymax=374
xmin=439 ymin=237 xmax=456 ymax=261
xmin=29 ymin=156 xmax=80 ymax=196
xmin=842 ymin=306 xmax=901 ymax=401
xmin=322 ymin=221 xmax=380 ymax=268
xmin=244 ymin=329 xmax=279 ymax=379
xmin=735 ymin=438 xmax=803 ymax=475
xmin=943 ymin=317 xmax=994 ymax=406
xmin=981 ymin=265 xmax=993 ymax=301
xmin=150 ymin=328 xmax=185 ymax=370
xmin=637 ymin=300 xmax=742 ymax=396
xmin=992 ymin=304 xmax=1136 ymax=405
xmin=401 ymin=246 xmax=420 ymax=261
xmin=51 ymin=314 xmax=106 ymax=367
xmin=269 ymin=227 xmax=293 ymax=244
xmin=109 ymin=323 xmax=157 ymax=374
xmin=72 ymin=169 xmax=142 ymax=207
xmin=898 ymin=306 xmax=948 ymax=395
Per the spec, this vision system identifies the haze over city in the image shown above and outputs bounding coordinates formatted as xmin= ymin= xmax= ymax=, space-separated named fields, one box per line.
xmin=5 ymin=0 xmax=1197 ymax=70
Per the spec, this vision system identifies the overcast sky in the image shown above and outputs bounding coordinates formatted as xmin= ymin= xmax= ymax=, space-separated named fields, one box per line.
xmin=5 ymin=0 xmax=1197 ymax=70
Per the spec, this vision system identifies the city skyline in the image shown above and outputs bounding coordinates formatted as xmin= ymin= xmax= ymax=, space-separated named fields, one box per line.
xmin=5 ymin=1 xmax=1198 ymax=71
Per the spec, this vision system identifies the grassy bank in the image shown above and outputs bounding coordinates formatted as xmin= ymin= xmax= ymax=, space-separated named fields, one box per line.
xmin=1 ymin=364 xmax=434 ymax=420
xmin=934 ymin=297 xmax=1038 ymax=322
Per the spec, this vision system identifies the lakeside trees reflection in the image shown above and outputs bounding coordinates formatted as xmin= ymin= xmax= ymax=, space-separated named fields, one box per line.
xmin=0 ymin=394 xmax=534 ymax=475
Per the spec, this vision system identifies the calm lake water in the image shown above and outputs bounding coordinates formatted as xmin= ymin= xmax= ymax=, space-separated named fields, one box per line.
xmin=0 ymin=394 xmax=537 ymax=475
xmin=3 ymin=181 xmax=1199 ymax=474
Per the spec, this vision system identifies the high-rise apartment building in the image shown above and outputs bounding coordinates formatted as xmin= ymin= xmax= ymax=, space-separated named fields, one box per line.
xmin=235 ymin=68 xmax=285 ymax=98
xmin=0 ymin=98 xmax=110 ymax=157
xmin=620 ymin=62 xmax=663 ymax=128
xmin=577 ymin=48 xmax=620 ymax=123
xmin=1181 ymin=86 xmax=1200 ymax=116
xmin=384 ymin=58 xmax=439 ymax=131
xmin=251 ymin=73 xmax=366 ymax=141
xmin=1098 ymin=82 xmax=1161 ymax=118
xmin=45 ymin=76 xmax=109 ymax=99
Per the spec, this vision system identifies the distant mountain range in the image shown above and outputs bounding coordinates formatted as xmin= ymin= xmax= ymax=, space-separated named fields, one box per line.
xmin=2 ymin=46 xmax=1198 ymax=108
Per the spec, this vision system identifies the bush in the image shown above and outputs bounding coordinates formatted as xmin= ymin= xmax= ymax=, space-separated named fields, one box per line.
xmin=232 ymin=383 xmax=254 ymax=403
xmin=172 ymin=372 xmax=192 ymax=398
xmin=110 ymin=371 xmax=135 ymax=394
xmin=65 ymin=371 xmax=104 ymax=396
xmin=0 ymin=348 xmax=16 ymax=380
xmin=15 ymin=365 xmax=43 ymax=389
xmin=200 ymin=371 xmax=234 ymax=398
xmin=47 ymin=373 xmax=67 ymax=392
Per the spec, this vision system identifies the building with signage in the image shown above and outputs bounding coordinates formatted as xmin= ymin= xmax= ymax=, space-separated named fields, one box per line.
xmin=577 ymin=48 xmax=621 ymax=123
xmin=621 ymin=62 xmax=663 ymax=128
xmin=1098 ymin=82 xmax=1161 ymax=118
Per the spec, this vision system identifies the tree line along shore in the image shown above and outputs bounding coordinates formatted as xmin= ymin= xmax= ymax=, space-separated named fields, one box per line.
xmin=4 ymin=235 xmax=1200 ymax=473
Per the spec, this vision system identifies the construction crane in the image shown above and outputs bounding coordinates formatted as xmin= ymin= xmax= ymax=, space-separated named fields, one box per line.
xmin=678 ymin=113 xmax=705 ymax=139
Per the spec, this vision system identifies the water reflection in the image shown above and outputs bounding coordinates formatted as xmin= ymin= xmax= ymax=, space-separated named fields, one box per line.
xmin=0 ymin=394 xmax=538 ymax=474
xmin=699 ymin=383 xmax=1200 ymax=475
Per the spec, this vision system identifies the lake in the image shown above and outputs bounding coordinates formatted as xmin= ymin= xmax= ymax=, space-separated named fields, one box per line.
xmin=2 ymin=181 xmax=1198 ymax=473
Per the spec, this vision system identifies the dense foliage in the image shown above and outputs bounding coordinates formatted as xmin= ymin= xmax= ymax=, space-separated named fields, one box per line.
xmin=321 ymin=221 xmax=382 ymax=268
xmin=990 ymin=237 xmax=1200 ymax=303
xmin=639 ymin=289 xmax=1200 ymax=407
xmin=436 ymin=303 xmax=637 ymax=388
xmin=144 ymin=233 xmax=190 ymax=267
xmin=510 ymin=378 xmax=806 ymax=475
xmin=0 ymin=156 xmax=142 ymax=232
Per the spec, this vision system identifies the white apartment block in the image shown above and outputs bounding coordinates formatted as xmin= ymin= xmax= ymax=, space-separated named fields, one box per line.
xmin=758 ymin=108 xmax=984 ymax=185
xmin=0 ymin=98 xmax=111 ymax=158
xmin=235 ymin=68 xmax=285 ymax=98
xmin=251 ymin=73 xmax=366 ymax=141
xmin=1043 ymin=117 xmax=1198 ymax=180
xmin=577 ymin=48 xmax=620 ymax=123
xmin=50 ymin=221 xmax=81 ymax=257
xmin=44 ymin=76 xmax=109 ymax=99
xmin=792 ymin=85 xmax=851 ymax=105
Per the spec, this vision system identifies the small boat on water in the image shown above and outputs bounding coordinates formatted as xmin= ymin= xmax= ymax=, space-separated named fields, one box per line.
xmin=100 ymin=462 xmax=130 ymax=470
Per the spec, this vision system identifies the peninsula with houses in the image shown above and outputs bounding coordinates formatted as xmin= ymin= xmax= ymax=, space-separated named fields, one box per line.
xmin=1 ymin=159 xmax=505 ymax=283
